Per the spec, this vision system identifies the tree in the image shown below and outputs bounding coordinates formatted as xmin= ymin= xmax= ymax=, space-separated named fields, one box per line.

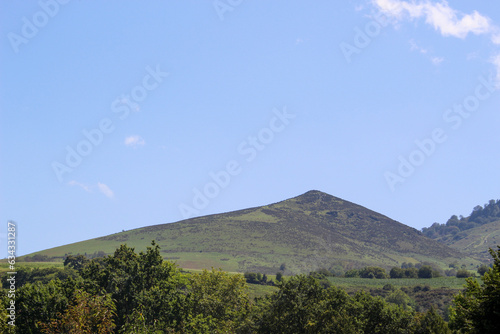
xmin=418 ymin=265 xmax=434 ymax=279
xmin=385 ymin=289 xmax=412 ymax=309
xmin=344 ymin=269 xmax=359 ymax=277
xmin=256 ymin=275 xmax=326 ymax=333
xmin=39 ymin=290 xmax=116 ymax=334
xmin=244 ymin=272 xmax=258 ymax=284
xmin=359 ymin=266 xmax=388 ymax=279
xmin=16 ymin=279 xmax=75 ymax=333
xmin=456 ymin=269 xmax=473 ymax=278
xmin=477 ymin=264 xmax=489 ymax=276
xmin=405 ymin=268 xmax=419 ymax=278
xmin=185 ymin=268 xmax=250 ymax=332
xmin=413 ymin=306 xmax=451 ymax=334
xmin=63 ymin=254 xmax=89 ymax=271
xmin=390 ymin=267 xmax=404 ymax=279
xmin=275 ymin=272 xmax=283 ymax=282
xmin=80 ymin=241 xmax=184 ymax=331
xmin=449 ymin=246 xmax=500 ymax=333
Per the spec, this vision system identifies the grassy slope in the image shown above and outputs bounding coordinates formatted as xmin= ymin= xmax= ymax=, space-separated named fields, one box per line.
xmin=443 ymin=220 xmax=500 ymax=262
xmin=26 ymin=191 xmax=479 ymax=274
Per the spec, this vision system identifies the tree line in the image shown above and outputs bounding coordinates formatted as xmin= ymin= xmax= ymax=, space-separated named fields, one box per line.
xmin=2 ymin=242 xmax=499 ymax=333
xmin=422 ymin=199 xmax=500 ymax=241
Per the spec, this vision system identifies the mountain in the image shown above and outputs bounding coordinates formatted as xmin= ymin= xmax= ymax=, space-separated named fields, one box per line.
xmin=422 ymin=199 xmax=500 ymax=262
xmin=27 ymin=190 xmax=476 ymax=274
xmin=444 ymin=220 xmax=500 ymax=262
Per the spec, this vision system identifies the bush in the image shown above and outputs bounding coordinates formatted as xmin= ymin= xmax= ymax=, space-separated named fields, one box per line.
xmin=405 ymin=268 xmax=419 ymax=278
xmin=445 ymin=269 xmax=457 ymax=277
xmin=390 ymin=267 xmax=404 ymax=279
xmin=477 ymin=264 xmax=489 ymax=276
xmin=344 ymin=269 xmax=359 ymax=278
xmin=359 ymin=266 xmax=387 ymax=279
xmin=418 ymin=266 xmax=434 ymax=279
xmin=456 ymin=269 xmax=473 ymax=278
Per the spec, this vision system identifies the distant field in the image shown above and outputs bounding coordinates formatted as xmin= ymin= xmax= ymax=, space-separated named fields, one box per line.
xmin=0 ymin=261 xmax=64 ymax=273
xmin=1 ymin=261 xmax=470 ymax=292
xmin=328 ymin=276 xmax=469 ymax=291
xmin=246 ymin=284 xmax=278 ymax=299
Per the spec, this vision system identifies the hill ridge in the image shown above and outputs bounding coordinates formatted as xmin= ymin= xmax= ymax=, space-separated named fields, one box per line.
xmin=28 ymin=190 xmax=478 ymax=274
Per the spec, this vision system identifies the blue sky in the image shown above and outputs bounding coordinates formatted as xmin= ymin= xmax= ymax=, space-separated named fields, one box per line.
xmin=1 ymin=0 xmax=499 ymax=256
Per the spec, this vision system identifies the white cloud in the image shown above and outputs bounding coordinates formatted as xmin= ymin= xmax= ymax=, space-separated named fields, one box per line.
xmin=124 ymin=135 xmax=145 ymax=148
xmin=68 ymin=180 xmax=91 ymax=192
xmin=97 ymin=182 xmax=114 ymax=199
xmin=373 ymin=1 xmax=500 ymax=82
xmin=410 ymin=39 xmax=428 ymax=54
xmin=493 ymin=33 xmax=500 ymax=45
xmin=431 ymin=56 xmax=444 ymax=65
xmin=409 ymin=39 xmax=444 ymax=65
xmin=374 ymin=0 xmax=494 ymax=39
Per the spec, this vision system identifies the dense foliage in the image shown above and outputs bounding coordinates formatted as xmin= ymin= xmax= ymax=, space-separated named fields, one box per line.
xmin=423 ymin=199 xmax=500 ymax=241
xmin=448 ymin=246 xmax=500 ymax=333
xmin=4 ymin=242 xmax=500 ymax=333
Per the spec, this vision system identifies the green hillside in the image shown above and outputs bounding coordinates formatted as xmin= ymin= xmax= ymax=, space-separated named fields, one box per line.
xmin=27 ymin=190 xmax=477 ymax=274
xmin=422 ymin=199 xmax=500 ymax=262
xmin=438 ymin=220 xmax=500 ymax=262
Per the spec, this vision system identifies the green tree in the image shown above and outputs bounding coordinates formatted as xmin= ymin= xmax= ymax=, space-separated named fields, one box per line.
xmin=413 ymin=306 xmax=451 ymax=334
xmin=477 ymin=264 xmax=489 ymax=276
xmin=449 ymin=246 xmax=500 ymax=333
xmin=405 ymin=268 xmax=419 ymax=278
xmin=39 ymin=290 xmax=116 ymax=334
xmin=390 ymin=267 xmax=405 ymax=279
xmin=257 ymin=275 xmax=325 ymax=333
xmin=80 ymin=241 xmax=184 ymax=331
xmin=456 ymin=269 xmax=473 ymax=278
xmin=16 ymin=279 xmax=75 ymax=334
xmin=359 ymin=266 xmax=388 ymax=279
xmin=0 ymin=293 xmax=16 ymax=333
xmin=386 ymin=289 xmax=413 ymax=309
xmin=353 ymin=290 xmax=416 ymax=333
xmin=63 ymin=254 xmax=89 ymax=271
xmin=185 ymin=268 xmax=250 ymax=333
xmin=344 ymin=269 xmax=359 ymax=277
xmin=418 ymin=265 xmax=434 ymax=279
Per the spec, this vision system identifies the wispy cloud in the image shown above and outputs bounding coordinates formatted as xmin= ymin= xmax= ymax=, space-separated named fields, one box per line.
xmin=124 ymin=135 xmax=145 ymax=148
xmin=97 ymin=182 xmax=114 ymax=199
xmin=431 ymin=56 xmax=444 ymax=65
xmin=373 ymin=0 xmax=495 ymax=40
xmin=410 ymin=39 xmax=427 ymax=54
xmin=68 ymin=180 xmax=91 ymax=192
xmin=372 ymin=0 xmax=500 ymax=83
xmin=68 ymin=180 xmax=114 ymax=199
xmin=409 ymin=39 xmax=444 ymax=66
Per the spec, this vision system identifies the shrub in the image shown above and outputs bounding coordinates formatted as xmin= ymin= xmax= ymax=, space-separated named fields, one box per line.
xmin=359 ymin=266 xmax=387 ymax=279
xmin=344 ymin=269 xmax=359 ymax=278
xmin=456 ymin=269 xmax=473 ymax=278
xmin=418 ymin=266 xmax=434 ymax=279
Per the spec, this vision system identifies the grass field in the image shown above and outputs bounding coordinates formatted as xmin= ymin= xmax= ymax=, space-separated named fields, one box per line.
xmin=0 ymin=261 xmax=64 ymax=273
xmin=327 ymin=276 xmax=469 ymax=291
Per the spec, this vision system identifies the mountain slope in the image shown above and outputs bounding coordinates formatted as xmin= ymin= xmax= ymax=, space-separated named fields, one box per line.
xmin=422 ymin=199 xmax=500 ymax=262
xmin=438 ymin=220 xmax=500 ymax=262
xmin=28 ymin=190 xmax=475 ymax=274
